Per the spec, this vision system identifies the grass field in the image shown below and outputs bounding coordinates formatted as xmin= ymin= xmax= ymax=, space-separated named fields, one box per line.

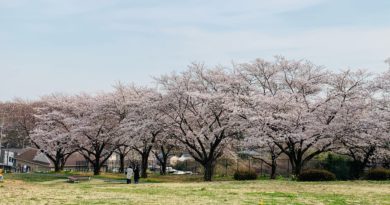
xmin=1 ymin=173 xmax=389 ymax=205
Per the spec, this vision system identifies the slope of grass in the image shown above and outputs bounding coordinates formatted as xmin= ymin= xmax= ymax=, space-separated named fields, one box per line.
xmin=1 ymin=173 xmax=389 ymax=205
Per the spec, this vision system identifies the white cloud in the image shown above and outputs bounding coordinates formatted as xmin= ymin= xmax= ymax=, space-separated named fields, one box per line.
xmin=157 ymin=26 xmax=390 ymax=71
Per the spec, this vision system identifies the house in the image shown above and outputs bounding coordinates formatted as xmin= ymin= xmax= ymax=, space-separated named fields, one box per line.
xmin=14 ymin=147 xmax=52 ymax=172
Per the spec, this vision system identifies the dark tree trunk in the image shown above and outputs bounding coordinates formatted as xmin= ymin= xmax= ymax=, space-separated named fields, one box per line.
xmin=160 ymin=162 xmax=167 ymax=175
xmin=155 ymin=152 xmax=168 ymax=175
xmin=293 ymin=162 xmax=302 ymax=176
xmin=154 ymin=145 xmax=173 ymax=175
xmin=141 ymin=152 xmax=149 ymax=178
xmin=79 ymin=142 xmax=114 ymax=176
xmin=93 ymin=157 xmax=101 ymax=175
xmin=91 ymin=152 xmax=112 ymax=175
xmin=47 ymin=150 xmax=65 ymax=173
xmin=270 ymin=158 xmax=277 ymax=179
xmin=134 ymin=132 xmax=159 ymax=178
xmin=119 ymin=153 xmax=125 ymax=173
xmin=175 ymin=127 xmax=227 ymax=182
xmin=93 ymin=166 xmax=100 ymax=175
xmin=203 ymin=161 xmax=215 ymax=182
xmin=275 ymin=140 xmax=332 ymax=177
xmin=54 ymin=162 xmax=61 ymax=172
xmin=60 ymin=157 xmax=67 ymax=172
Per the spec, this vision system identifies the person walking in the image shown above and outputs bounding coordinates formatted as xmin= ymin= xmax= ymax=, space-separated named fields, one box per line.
xmin=126 ymin=166 xmax=133 ymax=184
xmin=134 ymin=165 xmax=140 ymax=184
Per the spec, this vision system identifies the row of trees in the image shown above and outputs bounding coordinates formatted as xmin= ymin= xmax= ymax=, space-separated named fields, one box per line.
xmin=1 ymin=57 xmax=389 ymax=181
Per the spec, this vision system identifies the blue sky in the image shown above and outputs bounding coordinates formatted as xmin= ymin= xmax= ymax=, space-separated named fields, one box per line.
xmin=1 ymin=0 xmax=390 ymax=101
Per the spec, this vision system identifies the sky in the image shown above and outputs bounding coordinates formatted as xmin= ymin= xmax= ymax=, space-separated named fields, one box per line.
xmin=1 ymin=0 xmax=390 ymax=101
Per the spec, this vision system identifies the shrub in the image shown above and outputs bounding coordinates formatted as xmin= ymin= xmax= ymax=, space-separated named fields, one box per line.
xmin=365 ymin=168 xmax=390 ymax=180
xmin=233 ymin=170 xmax=257 ymax=180
xmin=298 ymin=169 xmax=336 ymax=181
xmin=319 ymin=153 xmax=352 ymax=180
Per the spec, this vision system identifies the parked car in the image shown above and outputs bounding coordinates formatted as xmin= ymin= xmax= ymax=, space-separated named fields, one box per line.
xmin=166 ymin=167 xmax=177 ymax=173
xmin=173 ymin=170 xmax=193 ymax=175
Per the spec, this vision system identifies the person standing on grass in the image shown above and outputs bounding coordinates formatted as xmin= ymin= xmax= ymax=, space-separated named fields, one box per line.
xmin=134 ymin=165 xmax=140 ymax=184
xmin=126 ymin=166 xmax=133 ymax=184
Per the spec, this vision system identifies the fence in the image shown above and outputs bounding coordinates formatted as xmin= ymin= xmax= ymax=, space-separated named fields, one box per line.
xmin=65 ymin=155 xmax=389 ymax=179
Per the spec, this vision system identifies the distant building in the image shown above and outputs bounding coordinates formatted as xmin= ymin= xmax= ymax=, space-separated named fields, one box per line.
xmin=14 ymin=147 xmax=51 ymax=172
xmin=13 ymin=147 xmax=120 ymax=172
xmin=0 ymin=148 xmax=16 ymax=171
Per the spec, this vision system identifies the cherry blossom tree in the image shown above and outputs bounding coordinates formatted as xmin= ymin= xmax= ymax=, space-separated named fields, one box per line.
xmin=335 ymin=102 xmax=386 ymax=178
xmin=121 ymin=87 xmax=165 ymax=178
xmin=152 ymin=133 xmax=178 ymax=175
xmin=110 ymin=83 xmax=135 ymax=173
xmin=72 ymin=93 xmax=122 ymax=175
xmin=236 ymin=57 xmax=373 ymax=176
xmin=333 ymin=65 xmax=390 ymax=178
xmin=233 ymin=59 xmax=283 ymax=179
xmin=240 ymin=129 xmax=283 ymax=179
xmin=31 ymin=95 xmax=78 ymax=172
xmin=156 ymin=64 xmax=241 ymax=181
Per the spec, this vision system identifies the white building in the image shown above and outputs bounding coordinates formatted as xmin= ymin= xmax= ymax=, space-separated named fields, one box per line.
xmin=0 ymin=149 xmax=16 ymax=171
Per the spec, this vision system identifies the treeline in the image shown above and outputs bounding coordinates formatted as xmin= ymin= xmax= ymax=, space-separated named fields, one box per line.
xmin=1 ymin=57 xmax=389 ymax=181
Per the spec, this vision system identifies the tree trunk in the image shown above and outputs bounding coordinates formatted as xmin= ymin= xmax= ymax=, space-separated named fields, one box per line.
xmin=60 ymin=157 xmax=67 ymax=172
xmin=160 ymin=164 xmax=167 ymax=175
xmin=52 ymin=151 xmax=64 ymax=172
xmin=119 ymin=153 xmax=125 ymax=173
xmin=293 ymin=162 xmax=302 ymax=176
xmin=270 ymin=160 xmax=277 ymax=179
xmin=54 ymin=162 xmax=61 ymax=172
xmin=93 ymin=163 xmax=101 ymax=175
xmin=141 ymin=153 xmax=149 ymax=178
xmin=159 ymin=148 xmax=169 ymax=175
xmin=93 ymin=156 xmax=101 ymax=175
xmin=160 ymin=160 xmax=167 ymax=175
xmin=203 ymin=161 xmax=215 ymax=181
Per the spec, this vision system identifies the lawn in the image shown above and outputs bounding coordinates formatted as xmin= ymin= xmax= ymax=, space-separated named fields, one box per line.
xmin=1 ymin=173 xmax=389 ymax=205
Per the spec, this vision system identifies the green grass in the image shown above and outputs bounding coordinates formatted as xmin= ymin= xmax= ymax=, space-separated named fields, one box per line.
xmin=1 ymin=173 xmax=389 ymax=205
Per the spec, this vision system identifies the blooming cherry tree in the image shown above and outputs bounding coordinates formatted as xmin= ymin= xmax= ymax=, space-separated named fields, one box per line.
xmin=31 ymin=94 xmax=78 ymax=172
xmin=157 ymin=64 xmax=241 ymax=181
xmin=236 ymin=57 xmax=375 ymax=175
xmin=72 ymin=93 xmax=122 ymax=175
xmin=120 ymin=87 xmax=165 ymax=178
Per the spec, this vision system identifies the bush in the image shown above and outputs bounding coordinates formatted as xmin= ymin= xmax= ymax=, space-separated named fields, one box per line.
xmin=233 ymin=170 xmax=257 ymax=180
xmin=319 ymin=153 xmax=352 ymax=180
xmin=298 ymin=169 xmax=336 ymax=181
xmin=365 ymin=168 xmax=390 ymax=180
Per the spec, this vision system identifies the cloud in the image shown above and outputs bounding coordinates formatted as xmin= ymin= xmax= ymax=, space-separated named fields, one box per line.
xmin=0 ymin=0 xmax=324 ymax=26
xmin=1 ymin=0 xmax=389 ymax=101
xmin=157 ymin=26 xmax=390 ymax=70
